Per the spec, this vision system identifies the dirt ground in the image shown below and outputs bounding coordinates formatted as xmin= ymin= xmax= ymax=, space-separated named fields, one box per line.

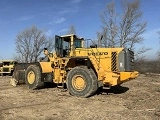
xmin=0 ymin=75 xmax=160 ymax=120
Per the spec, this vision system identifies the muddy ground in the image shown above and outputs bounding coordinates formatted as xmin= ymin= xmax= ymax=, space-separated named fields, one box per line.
xmin=0 ymin=75 xmax=160 ymax=120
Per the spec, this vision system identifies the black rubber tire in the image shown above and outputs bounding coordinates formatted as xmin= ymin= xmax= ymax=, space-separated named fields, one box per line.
xmin=25 ymin=65 xmax=44 ymax=89
xmin=66 ymin=66 xmax=98 ymax=98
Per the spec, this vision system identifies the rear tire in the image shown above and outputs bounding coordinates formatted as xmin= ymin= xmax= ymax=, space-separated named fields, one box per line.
xmin=25 ymin=65 xmax=44 ymax=89
xmin=66 ymin=66 xmax=98 ymax=97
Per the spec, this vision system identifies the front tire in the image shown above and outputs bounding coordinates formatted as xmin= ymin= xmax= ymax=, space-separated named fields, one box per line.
xmin=66 ymin=66 xmax=98 ymax=97
xmin=25 ymin=65 xmax=44 ymax=89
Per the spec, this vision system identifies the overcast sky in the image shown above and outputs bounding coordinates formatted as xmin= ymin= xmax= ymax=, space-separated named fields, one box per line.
xmin=0 ymin=0 xmax=160 ymax=60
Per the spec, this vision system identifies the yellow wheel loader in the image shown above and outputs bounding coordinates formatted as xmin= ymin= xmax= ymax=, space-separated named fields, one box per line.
xmin=0 ymin=60 xmax=17 ymax=76
xmin=11 ymin=34 xmax=138 ymax=97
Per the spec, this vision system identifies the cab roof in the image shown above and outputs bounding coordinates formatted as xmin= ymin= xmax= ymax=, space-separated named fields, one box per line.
xmin=0 ymin=60 xmax=17 ymax=63
xmin=60 ymin=34 xmax=76 ymax=38
xmin=60 ymin=34 xmax=84 ymax=40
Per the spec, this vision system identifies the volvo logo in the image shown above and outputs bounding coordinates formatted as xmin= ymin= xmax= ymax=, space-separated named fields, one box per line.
xmin=88 ymin=52 xmax=108 ymax=56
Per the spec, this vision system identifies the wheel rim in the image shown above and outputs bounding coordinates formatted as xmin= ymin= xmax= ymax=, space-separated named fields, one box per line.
xmin=27 ymin=71 xmax=35 ymax=84
xmin=72 ymin=75 xmax=86 ymax=91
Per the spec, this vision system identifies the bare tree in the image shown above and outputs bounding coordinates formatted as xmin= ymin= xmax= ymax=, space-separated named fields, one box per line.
xmin=158 ymin=49 xmax=160 ymax=59
xmin=157 ymin=31 xmax=160 ymax=59
xmin=68 ymin=25 xmax=76 ymax=34
xmin=15 ymin=26 xmax=54 ymax=63
xmin=98 ymin=0 xmax=147 ymax=51
xmin=12 ymin=54 xmax=23 ymax=63
xmin=98 ymin=2 xmax=118 ymax=47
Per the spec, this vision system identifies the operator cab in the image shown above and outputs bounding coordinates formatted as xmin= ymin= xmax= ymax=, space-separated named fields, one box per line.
xmin=55 ymin=34 xmax=84 ymax=57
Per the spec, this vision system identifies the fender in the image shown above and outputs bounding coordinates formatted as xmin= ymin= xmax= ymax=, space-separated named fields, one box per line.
xmin=39 ymin=62 xmax=52 ymax=73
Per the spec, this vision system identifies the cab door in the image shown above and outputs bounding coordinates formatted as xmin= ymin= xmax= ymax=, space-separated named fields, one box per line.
xmin=55 ymin=35 xmax=63 ymax=57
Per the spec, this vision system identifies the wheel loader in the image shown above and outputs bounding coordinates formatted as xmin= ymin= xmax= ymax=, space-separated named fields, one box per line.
xmin=11 ymin=34 xmax=138 ymax=97
xmin=0 ymin=60 xmax=17 ymax=76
